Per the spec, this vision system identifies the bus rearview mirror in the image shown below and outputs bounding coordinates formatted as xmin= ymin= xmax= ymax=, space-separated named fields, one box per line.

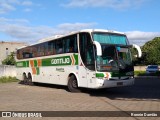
xmin=132 ymin=44 xmax=142 ymax=58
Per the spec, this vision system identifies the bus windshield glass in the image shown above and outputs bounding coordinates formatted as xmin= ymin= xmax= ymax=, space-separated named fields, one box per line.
xmin=93 ymin=32 xmax=128 ymax=45
xmin=93 ymin=32 xmax=132 ymax=72
xmin=96 ymin=45 xmax=132 ymax=72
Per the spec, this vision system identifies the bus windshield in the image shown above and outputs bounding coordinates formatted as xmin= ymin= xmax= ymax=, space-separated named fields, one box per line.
xmin=93 ymin=32 xmax=128 ymax=45
xmin=96 ymin=45 xmax=132 ymax=72
xmin=93 ymin=32 xmax=132 ymax=72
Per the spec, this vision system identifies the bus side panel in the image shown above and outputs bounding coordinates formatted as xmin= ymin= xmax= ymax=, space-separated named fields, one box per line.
xmin=32 ymin=66 xmax=77 ymax=86
xmin=58 ymin=66 xmax=78 ymax=86
xmin=78 ymin=66 xmax=88 ymax=88
xmin=16 ymin=67 xmax=31 ymax=80
xmin=32 ymin=66 xmax=59 ymax=84
xmin=86 ymin=71 xmax=97 ymax=88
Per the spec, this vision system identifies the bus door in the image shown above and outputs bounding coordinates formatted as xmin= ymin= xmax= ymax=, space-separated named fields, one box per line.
xmin=79 ymin=32 xmax=95 ymax=88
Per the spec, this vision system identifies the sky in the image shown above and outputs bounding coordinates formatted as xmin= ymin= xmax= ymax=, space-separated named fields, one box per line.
xmin=0 ymin=0 xmax=160 ymax=46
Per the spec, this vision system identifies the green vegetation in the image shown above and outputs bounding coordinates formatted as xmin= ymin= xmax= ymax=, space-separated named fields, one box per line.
xmin=2 ymin=52 xmax=16 ymax=65
xmin=141 ymin=37 xmax=160 ymax=65
xmin=134 ymin=71 xmax=160 ymax=76
xmin=134 ymin=71 xmax=146 ymax=76
xmin=132 ymin=37 xmax=160 ymax=65
xmin=0 ymin=76 xmax=18 ymax=83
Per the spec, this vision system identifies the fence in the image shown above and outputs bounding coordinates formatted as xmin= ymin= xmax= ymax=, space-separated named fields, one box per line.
xmin=0 ymin=65 xmax=16 ymax=77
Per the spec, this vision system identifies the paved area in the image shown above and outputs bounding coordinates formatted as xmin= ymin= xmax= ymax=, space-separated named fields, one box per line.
xmin=0 ymin=77 xmax=160 ymax=120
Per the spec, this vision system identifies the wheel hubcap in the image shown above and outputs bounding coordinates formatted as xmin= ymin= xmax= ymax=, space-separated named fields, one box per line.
xmin=72 ymin=80 xmax=77 ymax=88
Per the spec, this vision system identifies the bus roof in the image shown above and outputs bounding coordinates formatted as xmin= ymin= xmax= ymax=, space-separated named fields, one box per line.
xmin=80 ymin=29 xmax=125 ymax=34
xmin=37 ymin=29 xmax=125 ymax=43
xmin=17 ymin=29 xmax=125 ymax=49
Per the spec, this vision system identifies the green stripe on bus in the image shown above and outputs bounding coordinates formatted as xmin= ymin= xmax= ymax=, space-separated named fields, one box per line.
xmin=111 ymin=72 xmax=131 ymax=77
xmin=96 ymin=72 xmax=131 ymax=78
xmin=74 ymin=54 xmax=78 ymax=65
xmin=42 ymin=56 xmax=71 ymax=66
xmin=34 ymin=60 xmax=38 ymax=67
xmin=111 ymin=72 xmax=119 ymax=77
xmin=16 ymin=61 xmax=29 ymax=67
xmin=96 ymin=73 xmax=104 ymax=77
xmin=36 ymin=67 xmax=40 ymax=75
xmin=16 ymin=54 xmax=79 ymax=68
xmin=26 ymin=61 xmax=29 ymax=67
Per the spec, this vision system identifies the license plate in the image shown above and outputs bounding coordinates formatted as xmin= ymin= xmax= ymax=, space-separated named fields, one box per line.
xmin=117 ymin=82 xmax=123 ymax=86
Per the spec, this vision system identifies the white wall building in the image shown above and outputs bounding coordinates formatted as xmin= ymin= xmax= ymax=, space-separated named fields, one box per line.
xmin=0 ymin=41 xmax=27 ymax=64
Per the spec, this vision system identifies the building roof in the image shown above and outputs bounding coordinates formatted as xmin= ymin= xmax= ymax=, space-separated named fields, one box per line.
xmin=0 ymin=41 xmax=27 ymax=45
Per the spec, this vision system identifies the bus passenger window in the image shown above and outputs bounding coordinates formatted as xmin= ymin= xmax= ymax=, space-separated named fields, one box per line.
xmin=31 ymin=46 xmax=37 ymax=57
xmin=44 ymin=42 xmax=48 ymax=56
xmin=52 ymin=48 xmax=56 ymax=55
xmin=17 ymin=50 xmax=20 ymax=59
xmin=69 ymin=46 xmax=73 ymax=52
xmin=69 ymin=35 xmax=77 ymax=53
xmin=58 ymin=48 xmax=62 ymax=53
xmin=56 ymin=39 xmax=63 ymax=54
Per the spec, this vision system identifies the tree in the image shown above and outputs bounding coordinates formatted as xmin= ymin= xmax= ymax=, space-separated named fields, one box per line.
xmin=2 ymin=52 xmax=16 ymax=65
xmin=142 ymin=37 xmax=160 ymax=65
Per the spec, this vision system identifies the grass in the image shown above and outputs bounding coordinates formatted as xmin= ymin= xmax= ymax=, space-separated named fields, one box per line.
xmin=134 ymin=71 xmax=160 ymax=76
xmin=134 ymin=71 xmax=146 ymax=76
xmin=0 ymin=76 xmax=18 ymax=83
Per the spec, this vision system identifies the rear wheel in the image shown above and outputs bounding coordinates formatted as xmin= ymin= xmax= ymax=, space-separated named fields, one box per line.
xmin=68 ymin=75 xmax=80 ymax=92
xmin=28 ymin=73 xmax=34 ymax=86
xmin=22 ymin=73 xmax=28 ymax=85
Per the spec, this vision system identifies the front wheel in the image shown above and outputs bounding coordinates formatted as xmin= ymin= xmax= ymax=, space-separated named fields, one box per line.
xmin=68 ymin=75 xmax=80 ymax=93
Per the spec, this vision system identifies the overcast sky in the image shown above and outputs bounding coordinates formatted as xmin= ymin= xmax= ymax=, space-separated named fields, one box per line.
xmin=0 ymin=0 xmax=160 ymax=46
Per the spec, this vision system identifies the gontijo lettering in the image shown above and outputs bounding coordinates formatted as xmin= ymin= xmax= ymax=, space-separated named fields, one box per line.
xmin=51 ymin=58 xmax=70 ymax=65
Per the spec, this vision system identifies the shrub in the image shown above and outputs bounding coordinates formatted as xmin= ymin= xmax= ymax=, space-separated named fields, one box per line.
xmin=0 ymin=76 xmax=18 ymax=83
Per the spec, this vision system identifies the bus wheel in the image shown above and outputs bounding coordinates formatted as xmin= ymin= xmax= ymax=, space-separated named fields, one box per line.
xmin=23 ymin=73 xmax=28 ymax=85
xmin=28 ymin=73 xmax=34 ymax=86
xmin=68 ymin=75 xmax=80 ymax=92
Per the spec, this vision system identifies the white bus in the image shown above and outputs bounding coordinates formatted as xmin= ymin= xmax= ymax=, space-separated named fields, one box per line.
xmin=16 ymin=29 xmax=142 ymax=92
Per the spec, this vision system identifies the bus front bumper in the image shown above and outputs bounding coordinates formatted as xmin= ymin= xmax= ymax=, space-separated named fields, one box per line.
xmin=95 ymin=78 xmax=135 ymax=89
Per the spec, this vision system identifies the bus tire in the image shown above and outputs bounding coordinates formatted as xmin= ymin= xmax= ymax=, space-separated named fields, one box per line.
xmin=22 ymin=73 xmax=28 ymax=85
xmin=68 ymin=75 xmax=80 ymax=93
xmin=28 ymin=73 xmax=34 ymax=86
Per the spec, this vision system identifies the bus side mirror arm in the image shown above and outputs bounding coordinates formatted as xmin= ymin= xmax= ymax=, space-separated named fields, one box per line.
xmin=93 ymin=41 xmax=102 ymax=56
xmin=132 ymin=44 xmax=142 ymax=58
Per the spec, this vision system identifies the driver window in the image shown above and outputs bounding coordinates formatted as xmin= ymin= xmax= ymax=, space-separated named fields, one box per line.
xmin=102 ymin=46 xmax=116 ymax=64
